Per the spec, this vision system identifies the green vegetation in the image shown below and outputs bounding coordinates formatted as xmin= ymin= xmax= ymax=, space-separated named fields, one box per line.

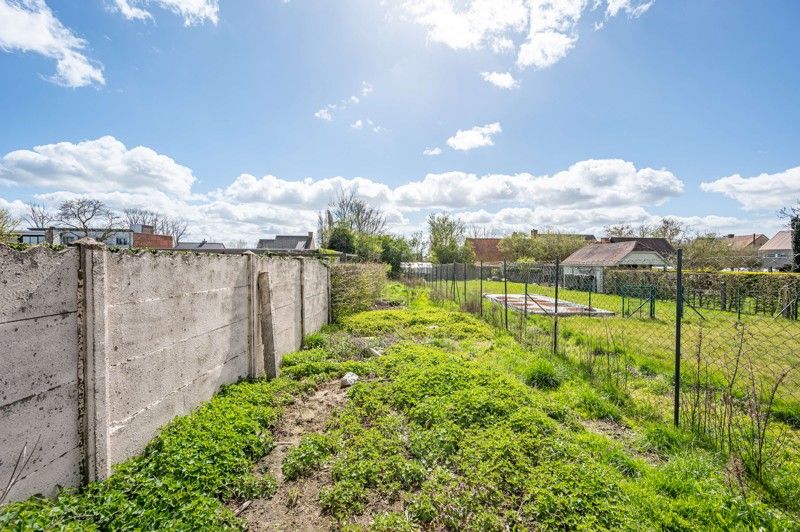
xmin=275 ymin=287 xmax=798 ymax=529
xmin=498 ymin=231 xmax=586 ymax=262
xmin=330 ymin=263 xmax=387 ymax=321
xmin=0 ymin=377 xmax=310 ymax=530
xmin=4 ymin=283 xmax=797 ymax=529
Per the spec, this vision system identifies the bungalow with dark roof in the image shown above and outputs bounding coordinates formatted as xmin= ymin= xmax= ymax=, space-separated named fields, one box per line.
xmin=562 ymin=239 xmax=671 ymax=292
xmin=257 ymin=232 xmax=316 ymax=251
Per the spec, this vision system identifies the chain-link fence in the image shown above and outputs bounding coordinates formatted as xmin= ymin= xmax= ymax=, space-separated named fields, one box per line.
xmin=406 ymin=254 xmax=800 ymax=484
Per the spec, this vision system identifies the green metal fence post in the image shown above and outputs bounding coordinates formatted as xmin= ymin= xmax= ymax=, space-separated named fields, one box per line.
xmin=674 ymin=249 xmax=683 ymax=428
xmin=479 ymin=261 xmax=484 ymax=317
xmin=503 ymin=260 xmax=509 ymax=331
xmin=553 ymin=257 xmax=560 ymax=355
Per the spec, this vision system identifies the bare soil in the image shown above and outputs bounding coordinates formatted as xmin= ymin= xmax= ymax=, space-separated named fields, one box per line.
xmin=239 ymin=381 xmax=348 ymax=531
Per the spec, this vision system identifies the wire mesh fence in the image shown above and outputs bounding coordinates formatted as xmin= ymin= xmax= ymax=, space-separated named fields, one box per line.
xmin=406 ymin=254 xmax=800 ymax=483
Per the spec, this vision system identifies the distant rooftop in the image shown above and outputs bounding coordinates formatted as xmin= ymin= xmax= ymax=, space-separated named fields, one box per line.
xmin=174 ymin=241 xmax=226 ymax=250
xmin=257 ymin=233 xmax=315 ymax=251
xmin=760 ymin=231 xmax=793 ymax=252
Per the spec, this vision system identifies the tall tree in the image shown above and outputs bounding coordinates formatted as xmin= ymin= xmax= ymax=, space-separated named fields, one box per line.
xmin=57 ymin=199 xmax=119 ymax=241
xmin=24 ymin=203 xmax=55 ymax=229
xmin=329 ymin=188 xmax=387 ymax=236
xmin=407 ymin=230 xmax=428 ymax=261
xmin=499 ymin=231 xmax=585 ymax=262
xmin=427 ymin=213 xmax=474 ymax=264
xmin=159 ymin=216 xmax=189 ymax=245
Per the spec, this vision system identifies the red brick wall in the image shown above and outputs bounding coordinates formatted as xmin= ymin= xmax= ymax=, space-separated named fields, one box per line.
xmin=133 ymin=233 xmax=174 ymax=249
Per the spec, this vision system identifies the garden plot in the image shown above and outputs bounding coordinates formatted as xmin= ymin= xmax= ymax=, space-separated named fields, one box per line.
xmin=485 ymin=293 xmax=614 ymax=317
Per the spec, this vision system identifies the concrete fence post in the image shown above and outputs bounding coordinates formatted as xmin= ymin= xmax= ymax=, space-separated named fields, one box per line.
xmin=258 ymin=271 xmax=278 ymax=378
xmin=243 ymin=252 xmax=263 ymax=378
xmin=297 ymin=257 xmax=306 ymax=342
xmin=76 ymin=238 xmax=111 ymax=482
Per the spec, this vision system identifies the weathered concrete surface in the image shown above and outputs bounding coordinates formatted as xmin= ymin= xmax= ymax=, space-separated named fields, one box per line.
xmin=0 ymin=246 xmax=81 ymax=502
xmin=0 ymin=246 xmax=330 ymax=503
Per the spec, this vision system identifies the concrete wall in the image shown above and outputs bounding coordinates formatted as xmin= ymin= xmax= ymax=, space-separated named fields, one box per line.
xmin=0 ymin=247 xmax=82 ymax=502
xmin=0 ymin=243 xmax=329 ymax=503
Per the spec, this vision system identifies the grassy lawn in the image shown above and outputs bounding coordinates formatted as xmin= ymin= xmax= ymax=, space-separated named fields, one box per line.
xmin=447 ymin=279 xmax=800 ymax=421
xmin=3 ymin=285 xmax=798 ymax=530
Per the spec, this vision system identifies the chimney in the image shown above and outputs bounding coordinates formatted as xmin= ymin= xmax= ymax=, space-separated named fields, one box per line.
xmin=307 ymin=231 xmax=315 ymax=250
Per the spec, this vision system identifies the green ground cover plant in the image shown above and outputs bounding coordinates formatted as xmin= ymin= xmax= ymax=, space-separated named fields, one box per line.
xmin=0 ymin=377 xmax=310 ymax=530
xmin=274 ymin=287 xmax=799 ymax=529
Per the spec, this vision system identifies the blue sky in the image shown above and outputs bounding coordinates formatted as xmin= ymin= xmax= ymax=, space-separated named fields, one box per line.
xmin=1 ymin=0 xmax=799 ymax=243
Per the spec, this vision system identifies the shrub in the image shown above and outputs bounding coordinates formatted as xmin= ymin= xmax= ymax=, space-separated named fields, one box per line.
xmin=282 ymin=434 xmax=339 ymax=481
xmin=330 ymin=263 xmax=386 ymax=321
xmin=523 ymin=357 xmax=563 ymax=389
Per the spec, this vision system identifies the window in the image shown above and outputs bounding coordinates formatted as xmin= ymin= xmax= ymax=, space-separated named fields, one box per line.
xmin=62 ymin=235 xmax=75 ymax=245
xmin=116 ymin=237 xmax=129 ymax=246
xmin=21 ymin=235 xmax=44 ymax=244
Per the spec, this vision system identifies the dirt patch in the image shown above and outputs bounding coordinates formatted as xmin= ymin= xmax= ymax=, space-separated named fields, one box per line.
xmin=582 ymin=419 xmax=662 ymax=465
xmin=240 ymin=381 xmax=348 ymax=531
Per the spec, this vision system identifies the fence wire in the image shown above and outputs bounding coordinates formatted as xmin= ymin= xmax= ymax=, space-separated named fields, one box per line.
xmin=405 ymin=254 xmax=800 ymax=484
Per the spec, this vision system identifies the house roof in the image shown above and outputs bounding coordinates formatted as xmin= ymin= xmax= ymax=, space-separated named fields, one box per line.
xmin=466 ymin=238 xmax=504 ymax=263
xmin=174 ymin=241 xmax=226 ymax=250
xmin=257 ymin=235 xmax=312 ymax=250
xmin=563 ymin=241 xmax=667 ymax=267
xmin=760 ymin=231 xmax=793 ymax=252
xmin=607 ymin=237 xmax=675 ymax=256
xmin=725 ymin=234 xmax=768 ymax=250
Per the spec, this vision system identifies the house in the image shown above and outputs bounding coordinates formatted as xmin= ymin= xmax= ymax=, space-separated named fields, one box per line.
xmin=466 ymin=238 xmax=504 ymax=264
xmin=257 ymin=232 xmax=316 ymax=251
xmin=131 ymin=224 xmax=174 ymax=249
xmin=562 ymin=240 xmax=671 ymax=292
xmin=174 ymin=240 xmax=226 ymax=250
xmin=759 ymin=231 xmax=794 ymax=270
xmin=15 ymin=227 xmax=134 ymax=248
xmin=723 ymin=233 xmax=768 ymax=252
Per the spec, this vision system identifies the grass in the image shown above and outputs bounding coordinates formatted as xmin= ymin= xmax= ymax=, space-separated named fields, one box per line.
xmin=4 ymin=283 xmax=798 ymax=530
xmin=455 ymin=279 xmax=800 ymax=418
xmin=276 ymin=287 xmax=799 ymax=529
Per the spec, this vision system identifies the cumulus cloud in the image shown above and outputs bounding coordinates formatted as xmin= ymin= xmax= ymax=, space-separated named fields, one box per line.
xmin=700 ymin=166 xmax=800 ymax=211
xmin=423 ymin=147 xmax=442 ymax=156
xmin=114 ymin=0 xmax=219 ymax=25
xmin=393 ymin=159 xmax=682 ymax=209
xmin=401 ymin=0 xmax=653 ymax=71
xmin=0 ymin=0 xmax=104 ymax=87
xmin=1 ymin=136 xmax=691 ymax=241
xmin=446 ymin=122 xmax=502 ymax=151
xmin=351 ymin=119 xmax=364 ymax=129
xmin=0 ymin=136 xmax=196 ymax=196
xmin=481 ymin=71 xmax=519 ymax=89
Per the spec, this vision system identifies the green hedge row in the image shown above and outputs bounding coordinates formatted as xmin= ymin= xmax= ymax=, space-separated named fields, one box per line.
xmin=329 ymin=263 xmax=387 ymax=322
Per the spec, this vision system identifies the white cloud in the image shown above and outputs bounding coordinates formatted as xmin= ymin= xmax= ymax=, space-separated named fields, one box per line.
xmin=606 ymin=0 xmax=654 ymax=18
xmin=114 ymin=0 xmax=219 ymax=25
xmin=314 ymin=82 xmax=373 ymax=123
xmin=446 ymin=122 xmax=502 ymax=151
xmin=0 ymin=136 xmax=689 ymax=241
xmin=0 ymin=0 xmax=104 ymax=87
xmin=481 ymin=71 xmax=519 ymax=89
xmin=401 ymin=0 xmax=654 ymax=71
xmin=314 ymin=107 xmax=333 ymax=121
xmin=423 ymin=147 xmax=442 ymax=156
xmin=393 ymin=159 xmax=682 ymax=209
xmin=0 ymin=136 xmax=196 ymax=196
xmin=351 ymin=119 xmax=364 ymax=129
xmin=700 ymin=166 xmax=800 ymax=211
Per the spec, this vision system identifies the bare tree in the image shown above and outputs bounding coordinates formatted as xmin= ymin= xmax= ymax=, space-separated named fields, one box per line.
xmin=57 ymin=199 xmax=120 ymax=241
xmin=468 ymin=224 xmax=497 ymax=238
xmin=24 ymin=203 xmax=55 ymax=229
xmin=330 ymin=188 xmax=387 ymax=236
xmin=123 ymin=208 xmax=160 ymax=229
xmin=159 ymin=216 xmax=188 ymax=245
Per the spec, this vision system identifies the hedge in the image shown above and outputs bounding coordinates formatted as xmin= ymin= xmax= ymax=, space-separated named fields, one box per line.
xmin=330 ymin=263 xmax=387 ymax=322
